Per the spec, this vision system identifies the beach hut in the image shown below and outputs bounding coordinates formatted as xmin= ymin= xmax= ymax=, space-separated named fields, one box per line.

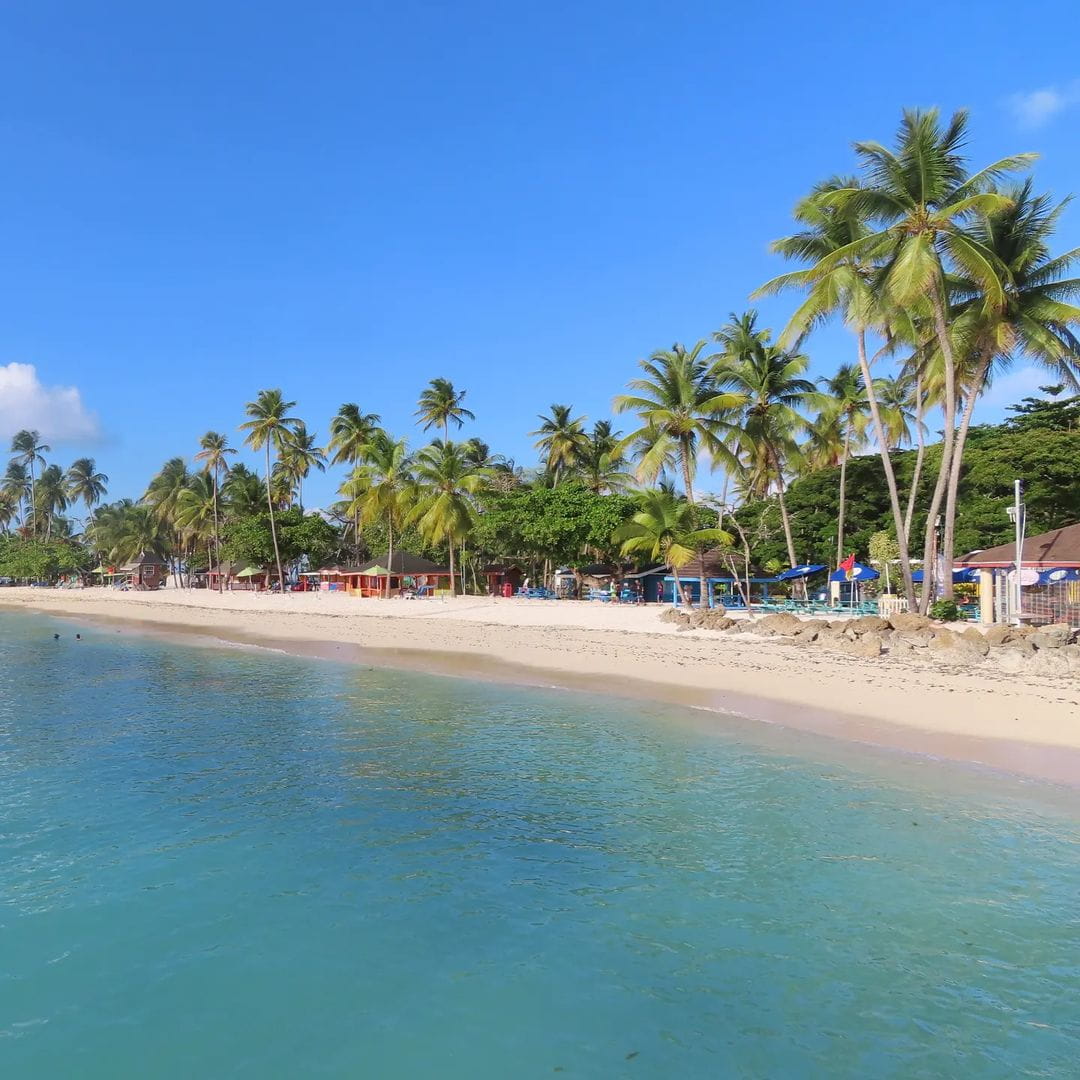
xmin=957 ymin=521 xmax=1080 ymax=625
xmin=482 ymin=562 xmax=523 ymax=597
xmin=104 ymin=551 xmax=169 ymax=590
xmin=344 ymin=552 xmax=457 ymax=598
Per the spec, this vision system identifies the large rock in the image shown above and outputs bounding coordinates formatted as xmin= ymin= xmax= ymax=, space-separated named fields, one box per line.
xmin=897 ymin=629 xmax=935 ymax=648
xmin=1030 ymin=624 xmax=1074 ymax=649
xmin=792 ymin=625 xmax=820 ymax=645
xmin=1029 ymin=651 xmax=1071 ymax=676
xmin=983 ymin=625 xmax=1014 ymax=647
xmin=755 ymin=612 xmax=804 ymax=637
xmin=961 ymin=627 xmax=988 ymax=646
xmin=702 ymin=613 xmax=735 ymax=632
xmin=839 ymin=633 xmax=883 ymax=659
xmin=1001 ymin=637 xmax=1036 ymax=656
xmin=659 ymin=608 xmax=689 ymax=626
xmin=888 ymin=612 xmax=932 ymax=633
xmin=850 ymin=615 xmax=890 ymax=635
xmin=996 ymin=649 xmax=1030 ymax=673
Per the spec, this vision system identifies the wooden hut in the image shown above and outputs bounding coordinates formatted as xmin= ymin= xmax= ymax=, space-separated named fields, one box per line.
xmin=344 ymin=552 xmax=457 ymax=597
xmin=104 ymin=551 xmax=169 ymax=590
xmin=482 ymin=562 xmax=523 ymax=596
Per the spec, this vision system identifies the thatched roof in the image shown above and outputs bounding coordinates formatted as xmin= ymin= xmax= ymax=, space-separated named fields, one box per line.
xmin=958 ymin=522 xmax=1080 ymax=568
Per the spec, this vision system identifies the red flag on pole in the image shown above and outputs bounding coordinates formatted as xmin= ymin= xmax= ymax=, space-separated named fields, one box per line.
xmin=839 ymin=553 xmax=856 ymax=578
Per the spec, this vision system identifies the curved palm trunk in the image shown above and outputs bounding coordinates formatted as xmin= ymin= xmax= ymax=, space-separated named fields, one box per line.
xmin=856 ymin=329 xmax=917 ymax=608
xmin=386 ymin=515 xmax=394 ymax=599
xmin=28 ymin=464 xmax=36 ymax=539
xmin=212 ymin=471 xmax=223 ymax=593
xmin=918 ymin=293 xmax=960 ymax=614
xmin=680 ymin=443 xmax=707 ymax=608
xmin=448 ymin=537 xmax=457 ymax=597
xmin=904 ymin=369 xmax=926 ymax=542
xmin=265 ymin=443 xmax=286 ymax=595
xmin=941 ymin=352 xmax=990 ymax=601
xmin=835 ymin=429 xmax=850 ymax=568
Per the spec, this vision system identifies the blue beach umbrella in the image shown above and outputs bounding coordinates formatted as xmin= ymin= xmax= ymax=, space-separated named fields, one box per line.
xmin=776 ymin=564 xmax=827 ymax=580
xmin=829 ymin=563 xmax=879 ymax=582
xmin=1036 ymin=567 xmax=1080 ymax=585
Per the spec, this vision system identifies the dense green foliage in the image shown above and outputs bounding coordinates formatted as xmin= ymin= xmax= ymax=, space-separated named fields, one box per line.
xmin=0 ymin=537 xmax=89 ymax=581
xmin=221 ymin=509 xmax=341 ymax=570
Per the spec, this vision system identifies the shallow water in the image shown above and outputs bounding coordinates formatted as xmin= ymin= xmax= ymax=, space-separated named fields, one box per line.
xmin=1 ymin=613 xmax=1078 ymax=1078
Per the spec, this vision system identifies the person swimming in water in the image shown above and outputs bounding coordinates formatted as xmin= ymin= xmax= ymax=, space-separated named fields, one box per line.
xmin=53 ymin=633 xmax=60 ymax=640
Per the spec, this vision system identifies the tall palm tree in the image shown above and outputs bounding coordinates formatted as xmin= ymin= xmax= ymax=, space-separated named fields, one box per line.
xmin=240 ymin=389 xmax=299 ymax=593
xmin=408 ymin=440 xmax=485 ymax=596
xmin=176 ymin=474 xmax=218 ymax=579
xmin=10 ymin=430 xmax=49 ymax=536
xmin=807 ymin=363 xmax=870 ymax=566
xmin=34 ymin=464 xmax=69 ymax=539
xmin=714 ymin=313 xmax=813 ymax=574
xmin=279 ymin=422 xmax=326 ymax=511
xmin=616 ymin=490 xmax=731 ymax=607
xmin=194 ymin=432 xmax=236 ymax=589
xmin=222 ymin=464 xmax=266 ymax=519
xmin=614 ymin=341 xmax=743 ymax=601
xmin=65 ymin=458 xmax=109 ymax=517
xmin=755 ymin=176 xmax=923 ymax=607
xmin=804 ymin=110 xmax=1031 ymax=610
xmin=2 ymin=462 xmax=29 ymax=527
xmin=579 ymin=420 xmax=632 ymax=494
xmin=415 ymin=378 xmax=475 ymax=441
xmin=0 ymin=490 xmax=18 ymax=533
xmin=327 ymin=404 xmax=382 ymax=547
xmin=347 ymin=431 xmax=414 ymax=598
xmin=144 ymin=457 xmax=192 ymax=586
xmin=937 ymin=181 xmax=1080 ymax=595
xmin=530 ymin=404 xmax=589 ymax=484
xmin=89 ymin=500 xmax=169 ymax=565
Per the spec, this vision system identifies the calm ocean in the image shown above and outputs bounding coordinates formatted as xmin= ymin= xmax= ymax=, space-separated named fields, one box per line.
xmin=1 ymin=612 xmax=1078 ymax=1078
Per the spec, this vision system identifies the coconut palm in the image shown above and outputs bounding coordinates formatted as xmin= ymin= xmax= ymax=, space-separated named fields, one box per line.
xmin=65 ymin=458 xmax=109 ymax=517
xmin=578 ymin=420 xmax=633 ymax=494
xmin=937 ymin=181 xmax=1080 ymax=595
xmin=347 ymin=431 xmax=414 ymax=598
xmin=327 ymin=404 xmax=382 ymax=466
xmin=531 ymin=404 xmax=589 ymax=485
xmin=27 ymin=464 xmax=68 ymax=539
xmin=89 ymin=500 xmax=169 ymax=565
xmin=807 ymin=363 xmax=870 ymax=566
xmin=713 ymin=313 xmax=813 ymax=573
xmin=10 ymin=430 xmax=49 ymax=535
xmin=2 ymin=462 xmax=29 ymax=527
xmin=279 ymin=422 xmax=326 ymax=511
xmin=408 ymin=440 xmax=485 ymax=596
xmin=239 ymin=389 xmax=299 ymax=593
xmin=754 ymin=176 xmax=923 ymax=607
xmin=144 ymin=457 xmax=193 ymax=586
xmin=0 ymin=490 xmax=18 ymax=533
xmin=176 ymin=473 xmax=218 ymax=578
xmin=415 ymin=378 xmax=474 ymax=441
xmin=802 ymin=110 xmax=1031 ymax=610
xmin=194 ymin=432 xmax=237 ymax=589
xmin=615 ymin=490 xmax=732 ymax=607
xmin=222 ymin=464 xmax=265 ymax=519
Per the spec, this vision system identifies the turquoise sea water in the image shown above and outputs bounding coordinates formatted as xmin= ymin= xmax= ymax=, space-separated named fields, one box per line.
xmin=1 ymin=614 xmax=1079 ymax=1078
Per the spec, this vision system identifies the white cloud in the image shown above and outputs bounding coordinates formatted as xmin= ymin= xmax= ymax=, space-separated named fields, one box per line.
xmin=0 ymin=363 xmax=101 ymax=443
xmin=1007 ymin=82 xmax=1080 ymax=128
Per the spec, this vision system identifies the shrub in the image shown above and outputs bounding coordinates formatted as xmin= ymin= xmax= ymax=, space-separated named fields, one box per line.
xmin=929 ymin=599 xmax=961 ymax=622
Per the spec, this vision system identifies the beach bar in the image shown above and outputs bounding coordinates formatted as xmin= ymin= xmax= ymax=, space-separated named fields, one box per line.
xmin=957 ymin=521 xmax=1080 ymax=625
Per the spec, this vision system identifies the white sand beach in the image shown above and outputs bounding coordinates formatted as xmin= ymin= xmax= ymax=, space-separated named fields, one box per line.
xmin=4 ymin=586 xmax=1080 ymax=783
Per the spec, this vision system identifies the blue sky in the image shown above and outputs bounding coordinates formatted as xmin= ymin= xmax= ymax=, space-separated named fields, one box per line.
xmin=1 ymin=0 xmax=1078 ymax=508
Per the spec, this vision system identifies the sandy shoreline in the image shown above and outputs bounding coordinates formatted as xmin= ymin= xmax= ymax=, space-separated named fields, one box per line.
xmin=3 ymin=587 xmax=1080 ymax=784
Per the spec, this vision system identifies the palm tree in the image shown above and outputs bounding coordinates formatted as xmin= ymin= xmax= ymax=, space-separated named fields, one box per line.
xmin=279 ymin=422 xmax=326 ymax=511
xmin=579 ymin=420 xmax=633 ymax=494
xmin=408 ymin=440 xmax=485 ymax=596
xmin=347 ymin=431 xmax=414 ymax=598
xmin=755 ymin=176 xmax=923 ymax=607
xmin=807 ymin=364 xmax=870 ymax=566
xmin=34 ymin=464 xmax=69 ymax=539
xmin=194 ymin=432 xmax=237 ymax=590
xmin=415 ymin=378 xmax=475 ymax=441
xmin=0 ymin=489 xmax=17 ymax=533
xmin=222 ymin=464 xmax=265 ymax=519
xmin=2 ymin=462 xmax=29 ymax=527
xmin=616 ymin=490 xmax=732 ymax=607
xmin=65 ymin=458 xmax=109 ymax=518
xmin=714 ymin=313 xmax=813 ymax=574
xmin=144 ymin=457 xmax=193 ymax=586
xmin=531 ymin=404 xmax=589 ymax=484
xmin=327 ymin=404 xmax=382 ymax=547
xmin=937 ymin=181 xmax=1080 ymax=595
xmin=176 ymin=474 xmax=218 ymax=579
xmin=240 ymin=389 xmax=299 ymax=593
xmin=803 ymin=110 xmax=1031 ymax=610
xmin=10 ymin=430 xmax=49 ymax=536
xmin=88 ymin=500 xmax=169 ymax=565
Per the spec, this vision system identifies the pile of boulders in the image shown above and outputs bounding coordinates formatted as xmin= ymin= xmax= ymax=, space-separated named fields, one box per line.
xmin=659 ymin=607 xmax=1080 ymax=674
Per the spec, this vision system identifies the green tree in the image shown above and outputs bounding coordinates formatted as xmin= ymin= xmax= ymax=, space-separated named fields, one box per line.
xmin=415 ymin=378 xmax=474 ymax=441
xmin=531 ymin=404 xmax=589 ymax=485
xmin=65 ymin=458 xmax=109 ymax=518
xmin=615 ymin=490 xmax=731 ymax=607
xmin=278 ymin=421 xmax=326 ymax=511
xmin=194 ymin=431 xmax=237 ymax=587
xmin=240 ymin=389 xmax=299 ymax=591
xmin=9 ymin=429 xmax=49 ymax=536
